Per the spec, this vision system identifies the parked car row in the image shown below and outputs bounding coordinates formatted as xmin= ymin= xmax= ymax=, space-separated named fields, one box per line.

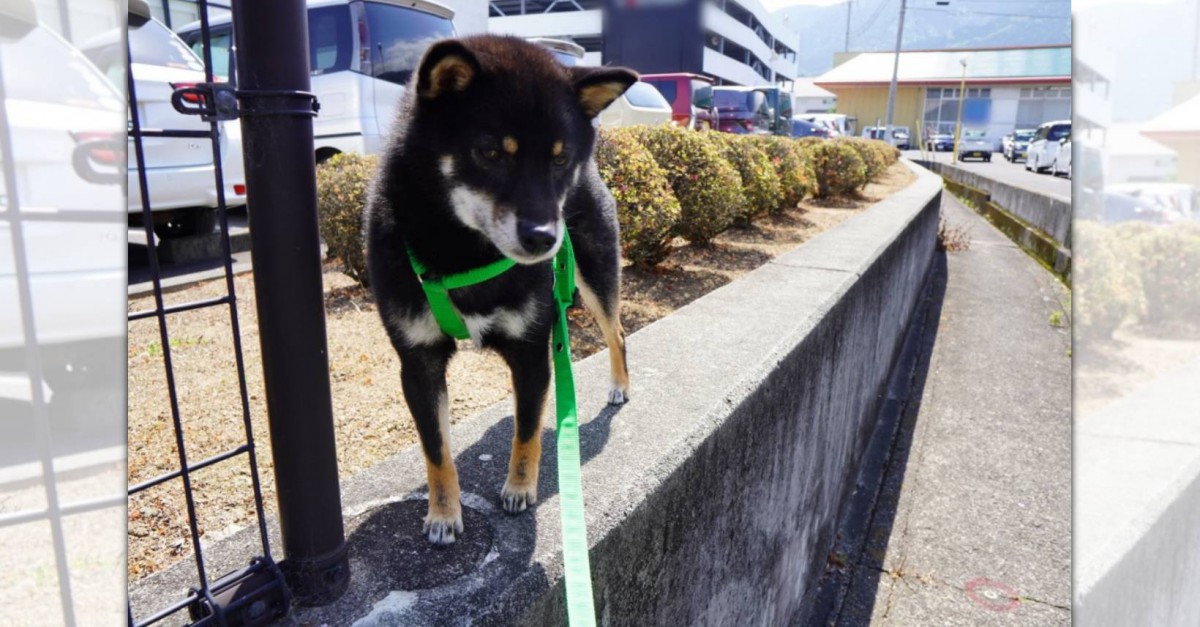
xmin=1025 ymin=120 xmax=1072 ymax=179
xmin=862 ymin=126 xmax=911 ymax=149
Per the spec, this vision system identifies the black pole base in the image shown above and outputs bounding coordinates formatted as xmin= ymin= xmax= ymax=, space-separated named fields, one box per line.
xmin=279 ymin=543 xmax=350 ymax=607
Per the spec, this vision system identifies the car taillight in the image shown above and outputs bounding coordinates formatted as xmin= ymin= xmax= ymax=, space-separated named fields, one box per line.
xmin=171 ymin=77 xmax=226 ymax=104
xmin=234 ymin=184 xmax=246 ymax=195
xmin=171 ymin=81 xmax=204 ymax=104
xmin=72 ymin=131 xmax=119 ymax=165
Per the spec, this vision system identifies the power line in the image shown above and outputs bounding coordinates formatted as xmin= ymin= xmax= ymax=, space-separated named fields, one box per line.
xmin=852 ymin=0 xmax=892 ymax=37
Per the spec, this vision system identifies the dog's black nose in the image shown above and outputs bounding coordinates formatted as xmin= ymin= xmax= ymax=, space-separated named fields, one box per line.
xmin=517 ymin=219 xmax=557 ymax=256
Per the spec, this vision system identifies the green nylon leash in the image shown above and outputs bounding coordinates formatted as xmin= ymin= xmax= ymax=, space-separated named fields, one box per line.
xmin=406 ymin=233 xmax=597 ymax=626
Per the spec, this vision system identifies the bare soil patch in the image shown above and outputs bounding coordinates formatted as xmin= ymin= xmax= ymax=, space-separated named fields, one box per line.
xmin=1075 ymin=322 xmax=1200 ymax=417
xmin=127 ymin=161 xmax=915 ymax=579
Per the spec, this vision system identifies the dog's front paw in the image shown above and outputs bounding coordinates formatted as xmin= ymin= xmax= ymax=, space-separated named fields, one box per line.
xmin=501 ymin=480 xmax=537 ymax=514
xmin=607 ymin=386 xmax=628 ymax=405
xmin=423 ymin=508 xmax=463 ymax=545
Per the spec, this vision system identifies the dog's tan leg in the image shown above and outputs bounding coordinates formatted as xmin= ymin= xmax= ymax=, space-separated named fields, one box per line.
xmin=502 ymin=413 xmax=543 ymax=512
xmin=577 ymin=275 xmax=630 ymax=404
xmin=498 ymin=342 xmax=551 ymax=513
xmin=421 ymin=389 xmax=463 ymax=544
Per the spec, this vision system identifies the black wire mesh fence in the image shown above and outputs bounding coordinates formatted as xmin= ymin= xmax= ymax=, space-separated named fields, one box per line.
xmin=126 ymin=0 xmax=348 ymax=622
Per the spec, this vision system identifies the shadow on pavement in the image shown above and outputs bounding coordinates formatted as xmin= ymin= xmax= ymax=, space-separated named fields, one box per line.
xmin=803 ymin=251 xmax=949 ymax=626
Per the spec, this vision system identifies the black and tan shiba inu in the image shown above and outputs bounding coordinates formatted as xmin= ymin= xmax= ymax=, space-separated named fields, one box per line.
xmin=365 ymin=35 xmax=637 ymax=545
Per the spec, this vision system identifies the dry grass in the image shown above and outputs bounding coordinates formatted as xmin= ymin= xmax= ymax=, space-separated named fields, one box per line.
xmin=937 ymin=216 xmax=973 ymax=252
xmin=126 ymin=161 xmax=915 ymax=579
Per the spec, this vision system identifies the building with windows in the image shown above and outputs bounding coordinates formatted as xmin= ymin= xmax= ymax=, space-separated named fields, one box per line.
xmin=488 ymin=0 xmax=799 ymax=86
xmin=814 ymin=45 xmax=1070 ymax=142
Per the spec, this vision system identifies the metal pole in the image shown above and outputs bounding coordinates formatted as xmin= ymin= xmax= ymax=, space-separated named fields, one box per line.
xmin=883 ymin=0 xmax=907 ymax=146
xmin=231 ymin=0 xmax=348 ymax=606
xmin=953 ymin=60 xmax=967 ymax=164
xmin=844 ymin=0 xmax=852 ymax=53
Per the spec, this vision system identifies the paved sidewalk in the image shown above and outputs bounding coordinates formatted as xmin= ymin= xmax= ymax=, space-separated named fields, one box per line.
xmin=809 ymin=193 xmax=1072 ymax=625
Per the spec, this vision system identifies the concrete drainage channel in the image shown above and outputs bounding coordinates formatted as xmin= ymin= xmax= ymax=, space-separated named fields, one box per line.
xmin=914 ymin=160 xmax=1072 ymax=283
xmin=128 ymin=162 xmax=943 ymax=625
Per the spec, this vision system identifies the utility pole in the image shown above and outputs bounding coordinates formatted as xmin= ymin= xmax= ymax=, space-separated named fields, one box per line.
xmin=884 ymin=0 xmax=908 ymax=146
xmin=844 ymin=0 xmax=852 ymax=53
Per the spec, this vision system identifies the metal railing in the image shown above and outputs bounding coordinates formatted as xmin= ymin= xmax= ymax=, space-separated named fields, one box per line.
xmin=126 ymin=0 xmax=347 ymax=622
xmin=124 ymin=1 xmax=286 ymax=623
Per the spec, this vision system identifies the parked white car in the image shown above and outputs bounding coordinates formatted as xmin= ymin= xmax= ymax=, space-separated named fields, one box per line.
xmin=1052 ymin=137 xmax=1072 ymax=178
xmin=798 ymin=113 xmax=854 ymax=137
xmin=177 ymin=0 xmax=456 ymax=164
xmin=1025 ymin=120 xmax=1071 ymax=174
xmin=1 ymin=3 xmax=125 ymax=429
xmin=80 ymin=0 xmax=247 ymax=238
xmin=597 ymin=81 xmax=673 ymax=129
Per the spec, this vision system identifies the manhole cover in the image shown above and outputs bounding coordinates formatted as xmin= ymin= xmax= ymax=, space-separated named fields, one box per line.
xmin=349 ymin=499 xmax=495 ymax=591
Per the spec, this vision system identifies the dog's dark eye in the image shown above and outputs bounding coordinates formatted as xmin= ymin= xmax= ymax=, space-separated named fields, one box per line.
xmin=479 ymin=147 xmax=501 ymax=161
xmin=552 ymin=154 xmax=569 ymax=168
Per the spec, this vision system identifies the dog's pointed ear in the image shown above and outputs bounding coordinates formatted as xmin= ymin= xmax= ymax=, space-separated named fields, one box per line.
xmin=570 ymin=66 xmax=639 ymax=118
xmin=416 ymin=40 xmax=480 ymax=99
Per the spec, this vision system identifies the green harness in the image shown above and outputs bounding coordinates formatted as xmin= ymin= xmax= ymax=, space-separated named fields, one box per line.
xmin=406 ymin=233 xmax=597 ymax=626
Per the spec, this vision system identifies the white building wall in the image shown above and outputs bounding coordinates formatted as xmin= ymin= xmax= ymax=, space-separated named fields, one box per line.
xmin=703 ymin=47 xmax=767 ymax=87
xmin=702 ymin=3 xmax=796 ymax=82
xmin=489 ymin=10 xmax=602 ymax=39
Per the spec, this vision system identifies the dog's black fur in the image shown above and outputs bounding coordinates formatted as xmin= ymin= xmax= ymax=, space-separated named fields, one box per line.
xmin=365 ymin=35 xmax=636 ymax=544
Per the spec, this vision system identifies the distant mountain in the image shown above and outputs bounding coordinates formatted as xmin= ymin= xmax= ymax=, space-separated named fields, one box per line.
xmin=777 ymin=0 xmax=1071 ymax=77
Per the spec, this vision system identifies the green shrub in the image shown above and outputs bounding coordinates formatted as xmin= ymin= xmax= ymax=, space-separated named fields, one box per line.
xmin=595 ymin=128 xmax=682 ymax=267
xmin=710 ymin=133 xmax=784 ymax=224
xmin=1127 ymin=223 xmax=1200 ymax=326
xmin=800 ymin=140 xmax=868 ymax=198
xmin=629 ymin=124 xmax=744 ymax=244
xmin=836 ymin=137 xmax=887 ymax=182
xmin=316 ymin=152 xmax=377 ymax=286
xmin=750 ymin=135 xmax=817 ymax=210
xmin=1074 ymin=221 xmax=1142 ymax=339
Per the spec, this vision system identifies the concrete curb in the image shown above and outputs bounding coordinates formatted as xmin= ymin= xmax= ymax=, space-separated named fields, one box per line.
xmin=915 ymin=159 xmax=1072 ymax=248
xmin=916 ymin=161 xmax=1072 ymax=283
xmin=127 ymin=162 xmax=943 ymax=625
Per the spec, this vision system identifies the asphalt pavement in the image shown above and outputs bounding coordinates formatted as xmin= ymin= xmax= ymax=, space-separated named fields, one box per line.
xmin=808 ymin=192 xmax=1072 ymax=625
xmin=903 ymin=149 xmax=1072 ymax=203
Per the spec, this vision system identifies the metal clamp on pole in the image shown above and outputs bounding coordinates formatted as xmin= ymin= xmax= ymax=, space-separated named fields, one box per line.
xmin=232 ymin=0 xmax=349 ymax=607
xmin=236 ymin=89 xmax=321 ymax=118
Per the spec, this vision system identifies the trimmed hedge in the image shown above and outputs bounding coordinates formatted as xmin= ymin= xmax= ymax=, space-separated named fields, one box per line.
xmin=316 ymin=152 xmax=377 ymax=287
xmin=630 ymin=124 xmax=744 ymax=244
xmin=595 ymin=128 xmax=683 ymax=267
xmin=1075 ymin=221 xmax=1200 ymax=338
xmin=750 ymin=135 xmax=817 ymax=210
xmin=836 ymin=137 xmax=887 ymax=182
xmin=1074 ymin=221 xmax=1141 ymax=339
xmin=1127 ymin=222 xmax=1200 ymax=326
xmin=801 ymin=139 xmax=868 ymax=199
xmin=317 ymin=131 xmax=903 ymax=284
xmin=710 ymin=133 xmax=785 ymax=224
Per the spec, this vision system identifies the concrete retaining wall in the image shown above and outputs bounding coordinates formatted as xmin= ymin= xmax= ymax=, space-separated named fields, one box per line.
xmin=128 ymin=163 xmax=943 ymax=626
xmin=1076 ymin=357 xmax=1200 ymax=625
xmin=918 ymin=160 xmax=1072 ymax=248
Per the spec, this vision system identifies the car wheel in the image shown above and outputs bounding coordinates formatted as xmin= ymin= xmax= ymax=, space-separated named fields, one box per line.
xmin=153 ymin=207 xmax=218 ymax=239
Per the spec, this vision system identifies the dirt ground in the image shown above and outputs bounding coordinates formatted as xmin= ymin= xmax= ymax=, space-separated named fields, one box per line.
xmin=126 ymin=161 xmax=915 ymax=580
xmin=1074 ymin=322 xmax=1200 ymax=418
